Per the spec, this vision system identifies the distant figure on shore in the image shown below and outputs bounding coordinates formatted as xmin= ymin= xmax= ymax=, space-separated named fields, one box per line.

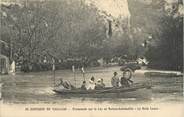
xmin=9 ymin=60 xmax=16 ymax=75
xmin=111 ymin=72 xmax=119 ymax=88
xmin=87 ymin=76 xmax=95 ymax=90
xmin=80 ymin=81 xmax=87 ymax=90
xmin=95 ymin=78 xmax=105 ymax=90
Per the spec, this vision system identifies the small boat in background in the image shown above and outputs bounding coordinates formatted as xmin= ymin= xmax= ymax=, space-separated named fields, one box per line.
xmin=144 ymin=71 xmax=183 ymax=77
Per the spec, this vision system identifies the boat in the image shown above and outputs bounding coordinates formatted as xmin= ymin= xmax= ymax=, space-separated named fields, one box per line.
xmin=144 ymin=71 xmax=183 ymax=77
xmin=53 ymin=83 xmax=152 ymax=98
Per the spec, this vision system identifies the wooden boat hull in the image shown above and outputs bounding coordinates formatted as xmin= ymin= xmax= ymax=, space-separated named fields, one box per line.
xmin=53 ymin=83 xmax=152 ymax=99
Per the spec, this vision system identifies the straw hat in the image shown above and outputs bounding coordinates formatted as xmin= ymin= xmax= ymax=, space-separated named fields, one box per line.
xmin=97 ymin=79 xmax=101 ymax=82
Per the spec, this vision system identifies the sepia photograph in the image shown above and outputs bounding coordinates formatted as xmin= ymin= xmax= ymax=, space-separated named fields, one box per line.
xmin=0 ymin=0 xmax=183 ymax=117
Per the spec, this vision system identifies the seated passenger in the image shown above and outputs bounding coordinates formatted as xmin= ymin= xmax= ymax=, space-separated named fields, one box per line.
xmin=120 ymin=70 xmax=133 ymax=88
xmin=111 ymin=72 xmax=119 ymax=88
xmin=57 ymin=78 xmax=75 ymax=90
xmin=120 ymin=77 xmax=130 ymax=88
xmin=80 ymin=81 xmax=87 ymax=90
xmin=87 ymin=76 xmax=95 ymax=90
xmin=95 ymin=79 xmax=105 ymax=90
xmin=100 ymin=78 xmax=105 ymax=88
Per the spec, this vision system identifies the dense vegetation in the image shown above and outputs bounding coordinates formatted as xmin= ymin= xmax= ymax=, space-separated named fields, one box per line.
xmin=144 ymin=1 xmax=183 ymax=71
xmin=0 ymin=0 xmax=183 ymax=71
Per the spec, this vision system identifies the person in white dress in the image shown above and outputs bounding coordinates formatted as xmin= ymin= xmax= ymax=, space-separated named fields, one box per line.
xmin=87 ymin=76 xmax=96 ymax=90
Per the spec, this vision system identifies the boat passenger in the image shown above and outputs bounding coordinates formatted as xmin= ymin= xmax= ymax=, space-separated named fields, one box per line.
xmin=95 ymin=78 xmax=105 ymax=90
xmin=57 ymin=78 xmax=75 ymax=90
xmin=120 ymin=70 xmax=134 ymax=88
xmin=87 ymin=76 xmax=96 ymax=90
xmin=80 ymin=81 xmax=87 ymax=90
xmin=100 ymin=78 xmax=105 ymax=88
xmin=111 ymin=72 xmax=119 ymax=88
xmin=120 ymin=77 xmax=130 ymax=88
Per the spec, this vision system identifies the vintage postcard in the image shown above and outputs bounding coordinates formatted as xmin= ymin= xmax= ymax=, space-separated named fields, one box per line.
xmin=0 ymin=0 xmax=183 ymax=117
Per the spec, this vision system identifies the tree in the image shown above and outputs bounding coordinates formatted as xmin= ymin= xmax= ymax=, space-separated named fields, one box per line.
xmin=145 ymin=3 xmax=183 ymax=71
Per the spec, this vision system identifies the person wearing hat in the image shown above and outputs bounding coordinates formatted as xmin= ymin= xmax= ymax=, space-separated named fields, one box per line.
xmin=100 ymin=78 xmax=105 ymax=88
xmin=80 ymin=81 xmax=87 ymax=90
xmin=120 ymin=70 xmax=133 ymax=88
xmin=56 ymin=78 xmax=75 ymax=90
xmin=111 ymin=72 xmax=119 ymax=88
xmin=95 ymin=78 xmax=105 ymax=90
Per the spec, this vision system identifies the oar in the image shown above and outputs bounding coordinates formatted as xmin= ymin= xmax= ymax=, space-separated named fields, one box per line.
xmin=52 ymin=58 xmax=56 ymax=87
xmin=81 ymin=67 xmax=85 ymax=81
xmin=72 ymin=65 xmax=76 ymax=87
xmin=128 ymin=79 xmax=133 ymax=84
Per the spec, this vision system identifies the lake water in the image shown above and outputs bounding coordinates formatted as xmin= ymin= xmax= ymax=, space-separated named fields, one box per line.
xmin=1 ymin=66 xmax=183 ymax=104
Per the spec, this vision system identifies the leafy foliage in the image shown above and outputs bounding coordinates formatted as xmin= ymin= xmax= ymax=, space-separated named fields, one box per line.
xmin=145 ymin=10 xmax=183 ymax=71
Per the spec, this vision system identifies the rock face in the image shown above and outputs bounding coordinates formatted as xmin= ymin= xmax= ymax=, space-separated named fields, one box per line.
xmin=85 ymin=0 xmax=182 ymax=38
xmin=85 ymin=0 xmax=130 ymax=19
xmin=85 ymin=0 xmax=131 ymax=38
